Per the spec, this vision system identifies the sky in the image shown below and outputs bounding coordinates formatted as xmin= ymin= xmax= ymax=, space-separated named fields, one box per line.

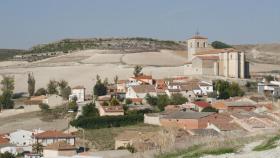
xmin=0 ymin=0 xmax=279 ymax=49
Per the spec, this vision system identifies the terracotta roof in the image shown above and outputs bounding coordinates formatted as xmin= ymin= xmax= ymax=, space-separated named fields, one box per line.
xmin=0 ymin=136 xmax=9 ymax=145
xmin=196 ymin=56 xmax=219 ymax=60
xmin=212 ymin=101 xmax=227 ymax=110
xmin=212 ymin=122 xmax=242 ymax=131
xmin=34 ymin=131 xmax=75 ymax=139
xmin=45 ymin=141 xmax=76 ymax=150
xmin=189 ymin=35 xmax=208 ymax=39
xmin=162 ymin=111 xmax=214 ymax=119
xmin=131 ymin=75 xmax=152 ymax=80
xmin=130 ymin=98 xmax=143 ymax=103
xmin=117 ymin=80 xmax=127 ymax=84
xmin=30 ymin=95 xmax=47 ymax=101
xmin=72 ymin=85 xmax=85 ymax=89
xmin=102 ymin=106 xmax=124 ymax=113
xmin=131 ymin=85 xmax=156 ymax=93
xmin=193 ymin=101 xmax=211 ymax=108
xmin=195 ymin=48 xmax=237 ymax=55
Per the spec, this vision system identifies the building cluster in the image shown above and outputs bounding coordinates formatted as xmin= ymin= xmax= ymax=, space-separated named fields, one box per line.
xmin=0 ymin=130 xmax=77 ymax=158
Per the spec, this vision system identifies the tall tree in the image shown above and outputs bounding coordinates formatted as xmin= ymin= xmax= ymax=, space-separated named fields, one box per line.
xmin=32 ymin=142 xmax=43 ymax=155
xmin=133 ymin=65 xmax=143 ymax=77
xmin=113 ymin=75 xmax=119 ymax=98
xmin=0 ymin=91 xmax=14 ymax=109
xmin=1 ymin=75 xmax=14 ymax=93
xmin=47 ymin=80 xmax=58 ymax=94
xmin=27 ymin=73 xmax=36 ymax=96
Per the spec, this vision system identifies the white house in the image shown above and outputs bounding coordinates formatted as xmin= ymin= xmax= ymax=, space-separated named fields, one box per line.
xmin=9 ymin=129 xmax=44 ymax=146
xmin=33 ymin=131 xmax=75 ymax=146
xmin=126 ymin=85 xmax=157 ymax=99
xmin=69 ymin=86 xmax=85 ymax=103
xmin=258 ymin=81 xmax=280 ymax=97
xmin=198 ymin=81 xmax=213 ymax=95
xmin=126 ymin=75 xmax=153 ymax=87
xmin=43 ymin=94 xmax=65 ymax=108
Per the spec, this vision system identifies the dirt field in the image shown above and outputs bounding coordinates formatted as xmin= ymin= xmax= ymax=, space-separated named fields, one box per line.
xmin=0 ymin=49 xmax=279 ymax=95
xmin=0 ymin=112 xmax=68 ymax=133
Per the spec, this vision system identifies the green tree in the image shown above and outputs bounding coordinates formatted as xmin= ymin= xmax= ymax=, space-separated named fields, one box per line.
xmin=201 ymin=106 xmax=218 ymax=112
xmin=228 ymin=82 xmax=245 ymax=97
xmin=47 ymin=80 xmax=58 ymax=94
xmin=264 ymin=75 xmax=274 ymax=82
xmin=211 ymin=41 xmax=232 ymax=49
xmin=68 ymin=100 xmax=78 ymax=112
xmin=32 ymin=142 xmax=43 ymax=155
xmin=133 ymin=65 xmax=143 ymax=77
xmin=35 ymin=88 xmax=47 ymax=96
xmin=93 ymin=77 xmax=107 ymax=96
xmin=1 ymin=75 xmax=14 ymax=93
xmin=27 ymin=73 xmax=36 ymax=96
xmin=114 ymin=75 xmax=119 ymax=84
xmin=157 ymin=94 xmax=170 ymax=111
xmin=145 ymin=93 xmax=158 ymax=106
xmin=110 ymin=98 xmax=120 ymax=106
xmin=39 ymin=103 xmax=49 ymax=112
xmin=0 ymin=91 xmax=14 ymax=109
xmin=125 ymin=98 xmax=132 ymax=105
xmin=170 ymin=93 xmax=188 ymax=105
xmin=0 ymin=152 xmax=15 ymax=158
xmin=61 ymin=86 xmax=71 ymax=100
xmin=82 ymin=103 xmax=99 ymax=117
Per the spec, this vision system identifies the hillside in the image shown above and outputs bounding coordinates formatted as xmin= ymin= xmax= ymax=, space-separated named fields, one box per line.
xmin=25 ymin=37 xmax=186 ymax=54
xmin=234 ymin=43 xmax=280 ymax=64
xmin=0 ymin=49 xmax=25 ymax=61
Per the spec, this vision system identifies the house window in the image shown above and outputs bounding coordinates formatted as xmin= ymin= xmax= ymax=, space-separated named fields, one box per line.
xmin=204 ymin=42 xmax=206 ymax=48
xmin=197 ymin=42 xmax=199 ymax=47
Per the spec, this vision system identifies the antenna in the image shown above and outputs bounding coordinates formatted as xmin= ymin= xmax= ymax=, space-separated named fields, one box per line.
xmin=195 ymin=28 xmax=200 ymax=36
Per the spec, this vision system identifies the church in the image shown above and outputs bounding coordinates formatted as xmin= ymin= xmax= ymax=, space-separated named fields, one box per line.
xmin=184 ymin=34 xmax=250 ymax=79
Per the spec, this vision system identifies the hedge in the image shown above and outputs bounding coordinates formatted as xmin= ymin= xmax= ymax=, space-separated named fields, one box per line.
xmin=70 ymin=114 xmax=144 ymax=129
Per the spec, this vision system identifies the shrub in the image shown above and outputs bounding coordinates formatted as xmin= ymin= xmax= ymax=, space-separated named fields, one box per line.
xmin=35 ymin=88 xmax=47 ymax=96
xmin=70 ymin=114 xmax=144 ymax=129
xmin=39 ymin=103 xmax=49 ymax=111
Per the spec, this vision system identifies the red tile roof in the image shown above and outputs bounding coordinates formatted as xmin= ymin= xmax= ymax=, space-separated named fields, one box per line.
xmin=34 ymin=131 xmax=75 ymax=139
xmin=130 ymin=98 xmax=143 ymax=103
xmin=193 ymin=101 xmax=211 ymax=108
xmin=131 ymin=75 xmax=152 ymax=80
xmin=0 ymin=136 xmax=9 ymax=145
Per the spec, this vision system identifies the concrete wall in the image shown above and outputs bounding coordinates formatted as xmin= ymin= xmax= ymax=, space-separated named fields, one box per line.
xmin=144 ymin=114 xmax=161 ymax=125
xmin=36 ymin=138 xmax=75 ymax=146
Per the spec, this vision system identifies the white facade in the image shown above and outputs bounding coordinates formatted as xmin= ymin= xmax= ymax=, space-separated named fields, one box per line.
xmin=9 ymin=130 xmax=33 ymax=146
xmin=43 ymin=94 xmax=64 ymax=108
xmin=125 ymin=87 xmax=157 ymax=99
xmin=69 ymin=87 xmax=85 ymax=103
xmin=144 ymin=114 xmax=161 ymax=125
xmin=198 ymin=81 xmax=213 ymax=95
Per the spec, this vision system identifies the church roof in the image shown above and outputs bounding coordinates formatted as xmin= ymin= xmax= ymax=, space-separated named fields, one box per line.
xmin=197 ymin=56 xmax=219 ymax=60
xmin=195 ymin=48 xmax=237 ymax=55
xmin=190 ymin=35 xmax=208 ymax=39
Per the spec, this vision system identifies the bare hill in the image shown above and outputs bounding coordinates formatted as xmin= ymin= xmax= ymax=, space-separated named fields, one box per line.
xmin=234 ymin=43 xmax=280 ymax=64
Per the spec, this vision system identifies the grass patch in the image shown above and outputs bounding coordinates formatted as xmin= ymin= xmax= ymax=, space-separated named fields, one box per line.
xmin=253 ymin=135 xmax=280 ymax=151
xmin=75 ymin=123 xmax=160 ymax=150
xmin=39 ymin=105 xmax=75 ymax=122
xmin=157 ymin=145 xmax=235 ymax=158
